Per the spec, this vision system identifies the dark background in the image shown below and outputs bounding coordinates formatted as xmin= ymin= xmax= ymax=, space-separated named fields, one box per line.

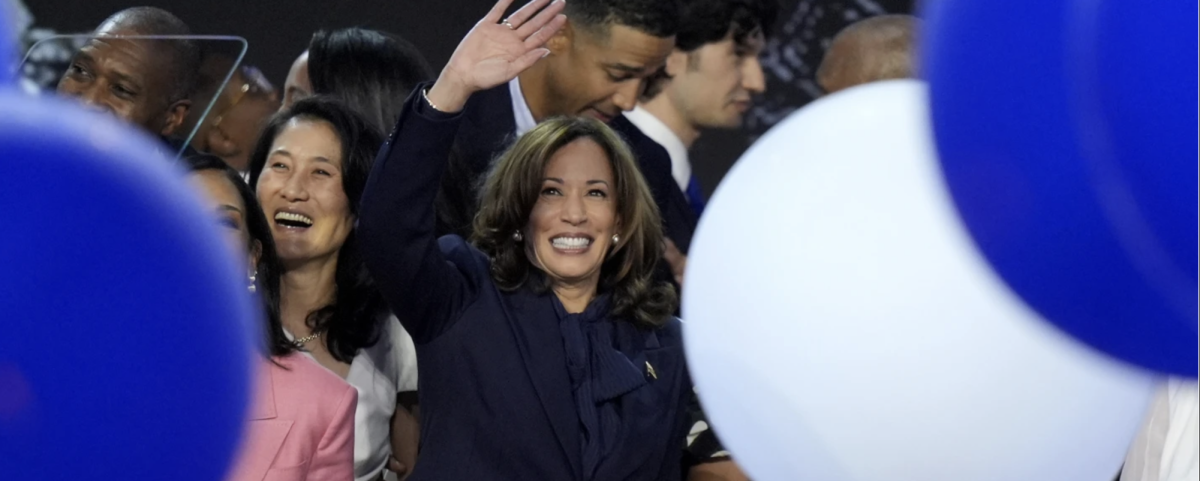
xmin=22 ymin=0 xmax=914 ymax=195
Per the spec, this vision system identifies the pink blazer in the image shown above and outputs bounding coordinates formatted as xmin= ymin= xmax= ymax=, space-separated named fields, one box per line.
xmin=226 ymin=354 xmax=357 ymax=481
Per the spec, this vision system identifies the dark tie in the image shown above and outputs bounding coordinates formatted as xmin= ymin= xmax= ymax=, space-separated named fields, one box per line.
xmin=685 ymin=174 xmax=707 ymax=217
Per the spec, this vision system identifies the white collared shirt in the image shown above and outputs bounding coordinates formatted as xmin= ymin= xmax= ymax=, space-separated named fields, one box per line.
xmin=623 ymin=105 xmax=691 ymax=193
xmin=509 ymin=77 xmax=538 ymax=136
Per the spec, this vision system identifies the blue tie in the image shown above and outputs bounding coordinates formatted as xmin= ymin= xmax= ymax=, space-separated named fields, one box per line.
xmin=685 ymin=174 xmax=707 ymax=217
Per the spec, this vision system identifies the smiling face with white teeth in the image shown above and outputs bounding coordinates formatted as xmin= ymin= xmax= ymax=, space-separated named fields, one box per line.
xmin=254 ymin=117 xmax=354 ymax=267
xmin=525 ymin=137 xmax=620 ymax=289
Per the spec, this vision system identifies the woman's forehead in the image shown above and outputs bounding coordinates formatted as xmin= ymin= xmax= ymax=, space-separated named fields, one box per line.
xmin=271 ymin=118 xmax=345 ymax=166
xmin=542 ymin=138 xmax=614 ymax=179
xmin=190 ymin=170 xmax=245 ymax=211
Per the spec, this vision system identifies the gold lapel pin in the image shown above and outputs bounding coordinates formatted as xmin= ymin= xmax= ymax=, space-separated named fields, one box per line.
xmin=645 ymin=361 xmax=657 ymax=380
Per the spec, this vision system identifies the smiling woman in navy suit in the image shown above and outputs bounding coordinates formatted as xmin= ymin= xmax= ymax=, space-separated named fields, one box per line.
xmin=358 ymin=0 xmax=692 ymax=479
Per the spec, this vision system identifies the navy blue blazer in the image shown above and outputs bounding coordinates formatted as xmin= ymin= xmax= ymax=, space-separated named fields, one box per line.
xmin=359 ymin=90 xmax=692 ymax=481
xmin=435 ymin=83 xmax=698 ymax=254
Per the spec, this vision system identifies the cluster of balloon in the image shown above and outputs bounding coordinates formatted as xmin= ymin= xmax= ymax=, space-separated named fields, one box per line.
xmin=683 ymin=0 xmax=1194 ymax=479
xmin=0 ymin=9 xmax=257 ymax=481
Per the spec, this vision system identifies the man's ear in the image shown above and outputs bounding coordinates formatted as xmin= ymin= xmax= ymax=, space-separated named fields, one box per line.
xmin=545 ymin=19 xmax=575 ymax=56
xmin=160 ymin=99 xmax=191 ymax=137
xmin=664 ymin=49 xmax=689 ymax=77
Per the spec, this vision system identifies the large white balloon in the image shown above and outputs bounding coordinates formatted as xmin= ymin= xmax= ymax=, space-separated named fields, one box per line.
xmin=683 ymin=80 xmax=1157 ymax=481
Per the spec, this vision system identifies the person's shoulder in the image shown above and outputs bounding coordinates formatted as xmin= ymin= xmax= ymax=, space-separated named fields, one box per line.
xmin=610 ymin=115 xmax=672 ymax=179
xmin=271 ymin=354 xmax=356 ymax=404
xmin=266 ymin=355 xmax=356 ymax=444
xmin=655 ymin=316 xmax=685 ymax=347
xmin=437 ymin=234 xmax=488 ymax=263
xmin=611 ymin=116 xmax=668 ymax=154
xmin=437 ymin=234 xmax=495 ymax=285
xmin=635 ymin=316 xmax=684 ymax=350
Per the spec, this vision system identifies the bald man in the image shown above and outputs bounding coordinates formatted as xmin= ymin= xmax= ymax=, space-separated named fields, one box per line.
xmin=57 ymin=7 xmax=200 ymax=138
xmin=815 ymin=14 xmax=917 ymax=95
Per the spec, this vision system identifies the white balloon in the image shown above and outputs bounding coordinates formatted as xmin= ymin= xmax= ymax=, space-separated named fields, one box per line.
xmin=682 ymin=79 xmax=1156 ymax=481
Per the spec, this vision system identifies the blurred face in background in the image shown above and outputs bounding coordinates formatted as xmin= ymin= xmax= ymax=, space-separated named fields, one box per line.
xmin=199 ymin=68 xmax=280 ymax=171
xmin=281 ymin=51 xmax=312 ymax=110
xmin=188 ymin=169 xmax=258 ymax=269
xmin=57 ymin=25 xmax=190 ymax=136
xmin=664 ymin=30 xmax=767 ymax=129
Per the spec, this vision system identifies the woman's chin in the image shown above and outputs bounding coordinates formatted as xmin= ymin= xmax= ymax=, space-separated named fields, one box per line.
xmin=544 ymin=266 xmax=603 ymax=287
xmin=276 ymin=246 xmax=327 ymax=268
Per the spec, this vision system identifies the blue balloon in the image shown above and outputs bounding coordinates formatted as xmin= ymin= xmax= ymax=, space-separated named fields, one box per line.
xmin=1069 ymin=0 xmax=1198 ymax=309
xmin=0 ymin=93 xmax=256 ymax=479
xmin=923 ymin=0 xmax=1197 ymax=376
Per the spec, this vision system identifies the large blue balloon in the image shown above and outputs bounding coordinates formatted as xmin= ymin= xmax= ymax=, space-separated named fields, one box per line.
xmin=0 ymin=93 xmax=256 ymax=479
xmin=923 ymin=0 xmax=1197 ymax=376
xmin=1069 ymin=0 xmax=1198 ymax=308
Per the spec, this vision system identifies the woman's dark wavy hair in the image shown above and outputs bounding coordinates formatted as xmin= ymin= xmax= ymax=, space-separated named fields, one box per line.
xmin=247 ymin=96 xmax=387 ymax=363
xmin=471 ymin=117 xmax=678 ymax=327
xmin=183 ymin=153 xmax=294 ymax=357
xmin=308 ymin=27 xmax=434 ymax=136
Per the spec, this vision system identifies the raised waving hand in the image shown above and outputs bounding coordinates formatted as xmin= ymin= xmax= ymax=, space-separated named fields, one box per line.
xmin=426 ymin=0 xmax=567 ymax=112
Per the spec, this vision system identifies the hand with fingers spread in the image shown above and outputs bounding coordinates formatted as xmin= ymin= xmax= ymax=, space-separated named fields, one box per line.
xmin=426 ymin=0 xmax=567 ymax=113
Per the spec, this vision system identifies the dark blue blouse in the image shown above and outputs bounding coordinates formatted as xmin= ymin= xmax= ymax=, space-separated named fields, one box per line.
xmin=553 ymin=292 xmax=661 ymax=479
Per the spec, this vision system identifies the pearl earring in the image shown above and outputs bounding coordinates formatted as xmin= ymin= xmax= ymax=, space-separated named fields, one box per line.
xmin=247 ymin=270 xmax=258 ymax=293
xmin=612 ymin=234 xmax=620 ymax=244
xmin=512 ymin=230 xmax=523 ymax=242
